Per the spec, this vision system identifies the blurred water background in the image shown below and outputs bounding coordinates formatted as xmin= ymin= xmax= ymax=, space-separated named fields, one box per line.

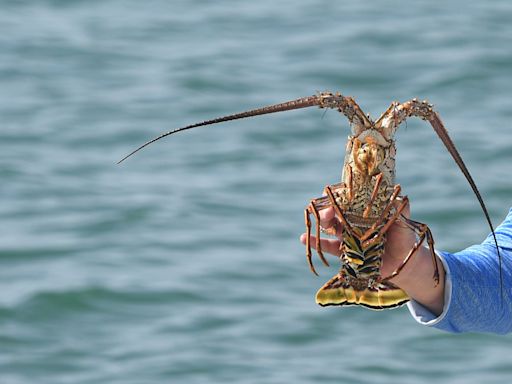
xmin=1 ymin=1 xmax=512 ymax=383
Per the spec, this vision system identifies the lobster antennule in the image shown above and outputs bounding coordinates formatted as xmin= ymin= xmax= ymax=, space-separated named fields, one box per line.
xmin=117 ymin=95 xmax=323 ymax=164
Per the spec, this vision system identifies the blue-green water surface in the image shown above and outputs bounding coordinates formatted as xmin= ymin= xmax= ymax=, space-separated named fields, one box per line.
xmin=1 ymin=1 xmax=512 ymax=383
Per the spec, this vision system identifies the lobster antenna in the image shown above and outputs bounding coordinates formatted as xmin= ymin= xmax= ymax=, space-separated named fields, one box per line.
xmin=428 ymin=114 xmax=503 ymax=299
xmin=117 ymin=95 xmax=322 ymax=164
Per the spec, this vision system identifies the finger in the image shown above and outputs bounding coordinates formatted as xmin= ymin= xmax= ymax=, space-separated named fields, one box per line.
xmin=300 ymin=233 xmax=342 ymax=257
xmin=318 ymin=207 xmax=343 ymax=238
xmin=318 ymin=207 xmax=336 ymax=228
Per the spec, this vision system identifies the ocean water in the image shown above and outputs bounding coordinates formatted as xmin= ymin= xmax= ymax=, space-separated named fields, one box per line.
xmin=1 ymin=1 xmax=512 ymax=383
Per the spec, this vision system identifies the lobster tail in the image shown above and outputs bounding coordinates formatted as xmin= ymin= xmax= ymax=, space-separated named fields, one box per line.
xmin=315 ymin=274 xmax=409 ymax=310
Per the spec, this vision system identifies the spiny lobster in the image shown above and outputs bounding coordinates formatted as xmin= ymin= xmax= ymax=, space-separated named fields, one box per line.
xmin=119 ymin=92 xmax=501 ymax=310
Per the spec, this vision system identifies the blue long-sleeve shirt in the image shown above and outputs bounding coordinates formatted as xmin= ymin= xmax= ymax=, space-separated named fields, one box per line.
xmin=407 ymin=208 xmax=512 ymax=334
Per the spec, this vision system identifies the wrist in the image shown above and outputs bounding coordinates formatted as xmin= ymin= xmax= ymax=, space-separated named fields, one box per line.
xmin=388 ymin=246 xmax=446 ymax=315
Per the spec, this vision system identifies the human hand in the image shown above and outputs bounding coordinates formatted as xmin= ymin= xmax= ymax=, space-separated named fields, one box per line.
xmin=299 ymin=202 xmax=445 ymax=315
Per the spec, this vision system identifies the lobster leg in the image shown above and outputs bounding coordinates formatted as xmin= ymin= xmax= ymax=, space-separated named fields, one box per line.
xmin=304 ymin=199 xmax=334 ymax=275
xmin=324 ymin=185 xmax=354 ymax=234
xmin=360 ymin=184 xmax=402 ymax=242
xmin=304 ymin=207 xmax=318 ymax=276
xmin=380 ymin=216 xmax=439 ymax=285
xmin=395 ymin=215 xmax=440 ymax=285
xmin=363 ymin=173 xmax=384 ymax=218
xmin=308 ymin=202 xmax=330 ymax=267
xmin=360 ymin=196 xmax=410 ymax=254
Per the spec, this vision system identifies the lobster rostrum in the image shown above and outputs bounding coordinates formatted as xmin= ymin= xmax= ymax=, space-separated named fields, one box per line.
xmin=119 ymin=92 xmax=501 ymax=310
